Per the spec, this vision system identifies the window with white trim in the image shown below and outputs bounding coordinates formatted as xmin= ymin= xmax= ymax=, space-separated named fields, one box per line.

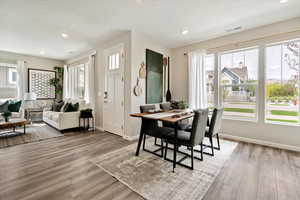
xmin=8 ymin=67 xmax=17 ymax=85
xmin=265 ymin=40 xmax=300 ymax=124
xmin=67 ymin=64 xmax=85 ymax=99
xmin=0 ymin=63 xmax=17 ymax=88
xmin=219 ymin=48 xmax=259 ymax=120
xmin=108 ymin=53 xmax=120 ymax=70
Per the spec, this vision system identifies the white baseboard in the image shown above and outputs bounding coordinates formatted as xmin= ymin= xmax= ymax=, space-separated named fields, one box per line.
xmin=123 ymin=135 xmax=139 ymax=141
xmin=220 ymin=133 xmax=300 ymax=152
xmin=96 ymin=127 xmax=138 ymax=141
xmin=95 ymin=126 xmax=105 ymax=132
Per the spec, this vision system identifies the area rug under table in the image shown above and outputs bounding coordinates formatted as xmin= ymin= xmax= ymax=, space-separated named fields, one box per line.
xmin=93 ymin=138 xmax=238 ymax=200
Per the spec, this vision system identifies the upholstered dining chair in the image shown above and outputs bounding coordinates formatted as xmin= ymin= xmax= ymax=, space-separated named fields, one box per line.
xmin=160 ymin=102 xmax=191 ymax=131
xmin=203 ymin=108 xmax=224 ymax=156
xmin=140 ymin=105 xmax=172 ymax=157
xmin=164 ymin=109 xmax=209 ymax=170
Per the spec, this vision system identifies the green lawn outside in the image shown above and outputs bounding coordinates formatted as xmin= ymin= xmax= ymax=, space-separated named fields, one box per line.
xmin=267 ymin=118 xmax=298 ymax=123
xmin=269 ymin=103 xmax=290 ymax=106
xmin=224 ymin=108 xmax=254 ymax=113
xmin=270 ymin=110 xmax=298 ymax=116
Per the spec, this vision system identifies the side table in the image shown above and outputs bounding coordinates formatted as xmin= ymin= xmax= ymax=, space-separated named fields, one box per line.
xmin=79 ymin=112 xmax=95 ymax=131
xmin=25 ymin=108 xmax=43 ymax=122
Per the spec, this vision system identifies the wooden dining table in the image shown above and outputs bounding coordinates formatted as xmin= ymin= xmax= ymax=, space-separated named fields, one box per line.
xmin=130 ymin=109 xmax=194 ymax=172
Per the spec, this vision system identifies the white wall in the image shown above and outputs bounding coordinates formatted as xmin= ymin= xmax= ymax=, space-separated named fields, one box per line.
xmin=171 ymin=17 xmax=300 ymax=149
xmin=127 ymin=31 xmax=171 ymax=139
xmin=69 ymin=31 xmax=171 ymax=139
xmin=0 ymin=50 xmax=63 ymax=71
xmin=0 ymin=50 xmax=64 ymax=96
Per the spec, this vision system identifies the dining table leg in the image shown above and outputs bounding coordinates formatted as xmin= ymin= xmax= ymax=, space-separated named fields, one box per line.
xmin=173 ymin=122 xmax=178 ymax=172
xmin=135 ymin=126 xmax=144 ymax=156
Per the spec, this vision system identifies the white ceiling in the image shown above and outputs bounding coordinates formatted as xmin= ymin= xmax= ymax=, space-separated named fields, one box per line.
xmin=0 ymin=0 xmax=300 ymax=60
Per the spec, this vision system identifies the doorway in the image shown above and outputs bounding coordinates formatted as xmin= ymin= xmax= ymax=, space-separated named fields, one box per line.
xmin=103 ymin=44 xmax=125 ymax=136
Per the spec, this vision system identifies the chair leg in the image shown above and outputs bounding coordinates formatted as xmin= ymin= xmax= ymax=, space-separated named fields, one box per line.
xmin=161 ymin=139 xmax=164 ymax=157
xmin=216 ymin=134 xmax=221 ymax=150
xmin=201 ymin=142 xmax=203 ymax=161
xmin=191 ymin=147 xmax=194 ymax=170
xmin=142 ymin=133 xmax=146 ymax=150
xmin=209 ymin=136 xmax=214 ymax=156
xmin=164 ymin=142 xmax=168 ymax=160
xmin=154 ymin=137 xmax=158 ymax=146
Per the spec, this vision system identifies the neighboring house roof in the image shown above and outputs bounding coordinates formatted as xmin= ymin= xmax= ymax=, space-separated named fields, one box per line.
xmin=206 ymin=66 xmax=248 ymax=84
xmin=229 ymin=67 xmax=248 ymax=82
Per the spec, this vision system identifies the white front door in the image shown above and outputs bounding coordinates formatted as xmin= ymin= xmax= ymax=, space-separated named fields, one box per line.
xmin=103 ymin=44 xmax=124 ymax=136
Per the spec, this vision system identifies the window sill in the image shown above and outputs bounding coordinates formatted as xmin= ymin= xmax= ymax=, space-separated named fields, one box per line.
xmin=222 ymin=116 xmax=258 ymax=123
xmin=264 ymin=121 xmax=300 ymax=127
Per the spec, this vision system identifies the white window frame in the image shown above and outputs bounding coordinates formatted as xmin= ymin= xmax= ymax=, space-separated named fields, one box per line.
xmin=264 ymin=39 xmax=300 ymax=126
xmin=217 ymin=47 xmax=259 ymax=122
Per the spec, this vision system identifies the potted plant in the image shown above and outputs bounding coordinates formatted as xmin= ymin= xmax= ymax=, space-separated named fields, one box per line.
xmin=49 ymin=66 xmax=64 ymax=100
xmin=1 ymin=111 xmax=12 ymax=122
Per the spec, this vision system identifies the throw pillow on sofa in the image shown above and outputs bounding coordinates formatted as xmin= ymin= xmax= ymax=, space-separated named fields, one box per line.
xmin=8 ymin=100 xmax=22 ymax=112
xmin=64 ymin=102 xmax=79 ymax=112
xmin=52 ymin=100 xmax=64 ymax=112
xmin=0 ymin=101 xmax=9 ymax=113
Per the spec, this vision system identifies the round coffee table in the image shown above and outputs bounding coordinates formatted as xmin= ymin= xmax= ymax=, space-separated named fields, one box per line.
xmin=0 ymin=118 xmax=30 ymax=137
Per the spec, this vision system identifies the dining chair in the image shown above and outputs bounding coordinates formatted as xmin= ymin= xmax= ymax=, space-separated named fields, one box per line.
xmin=160 ymin=102 xmax=191 ymax=131
xmin=164 ymin=109 xmax=209 ymax=170
xmin=203 ymin=108 xmax=224 ymax=156
xmin=140 ymin=105 xmax=172 ymax=157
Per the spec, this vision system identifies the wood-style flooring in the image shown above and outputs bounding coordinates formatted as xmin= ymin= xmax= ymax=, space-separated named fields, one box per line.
xmin=0 ymin=130 xmax=300 ymax=200
xmin=0 ymin=123 xmax=62 ymax=148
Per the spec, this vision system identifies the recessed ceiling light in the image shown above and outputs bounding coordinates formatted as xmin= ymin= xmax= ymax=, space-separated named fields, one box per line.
xmin=40 ymin=50 xmax=45 ymax=55
xmin=226 ymin=26 xmax=242 ymax=32
xmin=61 ymin=33 xmax=69 ymax=38
xmin=280 ymin=0 xmax=288 ymax=3
xmin=182 ymin=29 xmax=189 ymax=35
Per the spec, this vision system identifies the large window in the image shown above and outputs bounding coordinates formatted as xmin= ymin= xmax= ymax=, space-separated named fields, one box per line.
xmin=0 ymin=63 xmax=17 ymax=88
xmin=67 ymin=64 xmax=85 ymax=99
xmin=265 ymin=40 xmax=300 ymax=124
xmin=219 ymin=48 xmax=258 ymax=120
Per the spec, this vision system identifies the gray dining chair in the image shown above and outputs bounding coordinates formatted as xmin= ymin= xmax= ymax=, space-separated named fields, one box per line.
xmin=164 ymin=109 xmax=209 ymax=170
xmin=140 ymin=105 xmax=172 ymax=157
xmin=203 ymin=108 xmax=224 ymax=156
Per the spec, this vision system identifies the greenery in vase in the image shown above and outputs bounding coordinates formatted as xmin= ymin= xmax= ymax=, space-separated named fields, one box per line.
xmin=171 ymin=101 xmax=188 ymax=109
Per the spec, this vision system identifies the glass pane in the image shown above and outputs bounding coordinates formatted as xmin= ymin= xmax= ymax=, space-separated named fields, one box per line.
xmin=205 ymin=54 xmax=215 ymax=108
xmin=265 ymin=41 xmax=300 ymax=124
xmin=112 ymin=54 xmax=116 ymax=69
xmin=220 ymin=49 xmax=258 ymax=85
xmin=109 ymin=55 xmax=112 ymax=70
xmin=115 ymin=53 xmax=120 ymax=69
xmin=219 ymin=48 xmax=258 ymax=119
xmin=221 ymin=85 xmax=256 ymax=119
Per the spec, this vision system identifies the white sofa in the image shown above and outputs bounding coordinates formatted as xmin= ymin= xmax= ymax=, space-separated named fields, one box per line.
xmin=43 ymin=109 xmax=80 ymax=131
xmin=43 ymin=100 xmax=88 ymax=131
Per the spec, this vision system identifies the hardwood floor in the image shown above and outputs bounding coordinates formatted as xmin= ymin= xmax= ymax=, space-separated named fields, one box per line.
xmin=0 ymin=130 xmax=299 ymax=200
xmin=203 ymin=142 xmax=300 ymax=200
xmin=0 ymin=131 xmax=143 ymax=200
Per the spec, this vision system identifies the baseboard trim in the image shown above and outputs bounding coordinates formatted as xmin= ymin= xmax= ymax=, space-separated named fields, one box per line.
xmin=95 ymin=126 xmax=105 ymax=132
xmin=123 ymin=135 xmax=139 ymax=141
xmin=220 ymin=133 xmax=300 ymax=152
